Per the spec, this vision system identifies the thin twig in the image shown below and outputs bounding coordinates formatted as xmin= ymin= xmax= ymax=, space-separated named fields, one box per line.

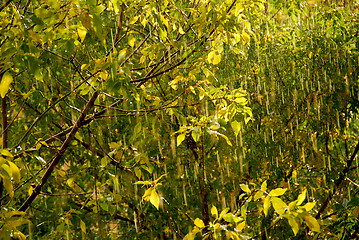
xmin=18 ymin=91 xmax=99 ymax=212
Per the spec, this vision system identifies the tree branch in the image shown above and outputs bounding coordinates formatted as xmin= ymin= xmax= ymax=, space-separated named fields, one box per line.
xmin=18 ymin=91 xmax=99 ymax=212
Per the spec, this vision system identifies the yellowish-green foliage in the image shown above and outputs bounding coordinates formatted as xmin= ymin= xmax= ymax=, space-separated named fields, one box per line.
xmin=0 ymin=0 xmax=359 ymax=239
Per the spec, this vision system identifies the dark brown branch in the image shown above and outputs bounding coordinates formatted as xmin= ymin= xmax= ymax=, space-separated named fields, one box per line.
xmin=18 ymin=91 xmax=99 ymax=212
xmin=0 ymin=96 xmax=7 ymax=206
xmin=2 ymin=97 xmax=8 ymax=149
xmin=316 ymin=141 xmax=359 ymax=219
xmin=0 ymin=0 xmax=12 ymax=12
xmin=114 ymin=3 xmax=125 ymax=45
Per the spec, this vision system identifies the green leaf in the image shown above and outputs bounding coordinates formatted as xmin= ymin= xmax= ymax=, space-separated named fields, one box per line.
xmin=177 ymin=134 xmax=186 ymax=146
xmin=194 ymin=218 xmax=205 ymax=228
xmin=150 ymin=189 xmax=160 ymax=210
xmin=0 ymin=72 xmax=13 ymax=98
xmin=269 ymin=188 xmax=287 ymax=197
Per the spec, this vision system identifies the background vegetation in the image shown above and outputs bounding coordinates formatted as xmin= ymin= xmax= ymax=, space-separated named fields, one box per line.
xmin=0 ymin=0 xmax=359 ymax=239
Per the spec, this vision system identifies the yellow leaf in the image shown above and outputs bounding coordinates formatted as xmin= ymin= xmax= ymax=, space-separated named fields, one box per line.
xmin=194 ymin=218 xmax=205 ymax=228
xmin=142 ymin=188 xmax=152 ymax=201
xmin=303 ymin=202 xmax=316 ymax=212
xmin=150 ymin=189 xmax=160 ymax=210
xmin=231 ymin=121 xmax=241 ymax=136
xmin=191 ymin=130 xmax=200 ymax=142
xmin=129 ymin=16 xmax=139 ymax=24
xmin=67 ymin=178 xmax=74 ymax=188
xmin=0 ymin=72 xmax=13 ymax=98
xmin=118 ymin=48 xmax=127 ymax=61
xmin=8 ymin=161 xmax=20 ymax=183
xmin=159 ymin=27 xmax=167 ymax=41
xmin=287 ymin=215 xmax=299 ymax=235
xmin=211 ymin=205 xmax=218 ymax=218
xmin=77 ymin=26 xmax=87 ymax=42
xmin=207 ymin=50 xmax=221 ymax=65
xmin=178 ymin=25 xmax=185 ymax=34
xmin=28 ymin=185 xmax=33 ymax=196
xmin=254 ymin=191 xmax=263 ymax=201
xmin=3 ymin=177 xmax=13 ymax=198
xmin=261 ymin=180 xmax=267 ymax=192
xmin=128 ymin=34 xmax=136 ymax=47
xmin=263 ymin=195 xmax=271 ymax=217
xmin=240 ymin=184 xmax=251 ymax=194
xmin=0 ymin=149 xmax=13 ymax=157
xmin=288 ymin=201 xmax=297 ymax=211
xmin=13 ymin=231 xmax=26 ymax=240
xmin=305 ymin=215 xmax=320 ymax=232
xmin=271 ymin=196 xmax=287 ymax=215
xmin=80 ymin=219 xmax=86 ymax=233
xmin=177 ymin=134 xmax=186 ymax=146
xmin=269 ymin=188 xmax=287 ymax=197
xmin=242 ymin=32 xmax=250 ymax=44
xmin=297 ymin=189 xmax=307 ymax=206
xmin=236 ymin=221 xmax=246 ymax=232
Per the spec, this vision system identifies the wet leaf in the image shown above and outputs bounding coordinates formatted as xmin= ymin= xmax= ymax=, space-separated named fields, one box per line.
xmin=211 ymin=205 xmax=218 ymax=218
xmin=303 ymin=202 xmax=316 ymax=212
xmin=269 ymin=188 xmax=287 ymax=197
xmin=261 ymin=181 xmax=267 ymax=192
xmin=194 ymin=218 xmax=205 ymax=228
xmin=80 ymin=219 xmax=86 ymax=233
xmin=150 ymin=189 xmax=160 ymax=210
xmin=287 ymin=215 xmax=299 ymax=235
xmin=305 ymin=215 xmax=320 ymax=232
xmin=77 ymin=26 xmax=87 ymax=42
xmin=271 ymin=197 xmax=287 ymax=215
xmin=231 ymin=121 xmax=241 ymax=136
xmin=240 ymin=184 xmax=251 ymax=194
xmin=177 ymin=134 xmax=186 ymax=146
xmin=8 ymin=161 xmax=20 ymax=183
xmin=297 ymin=189 xmax=307 ymax=206
xmin=263 ymin=195 xmax=271 ymax=217
xmin=0 ymin=72 xmax=13 ymax=98
xmin=236 ymin=221 xmax=246 ymax=232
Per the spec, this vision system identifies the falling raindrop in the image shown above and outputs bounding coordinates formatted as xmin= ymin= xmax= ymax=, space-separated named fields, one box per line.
xmin=183 ymin=183 xmax=187 ymax=206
